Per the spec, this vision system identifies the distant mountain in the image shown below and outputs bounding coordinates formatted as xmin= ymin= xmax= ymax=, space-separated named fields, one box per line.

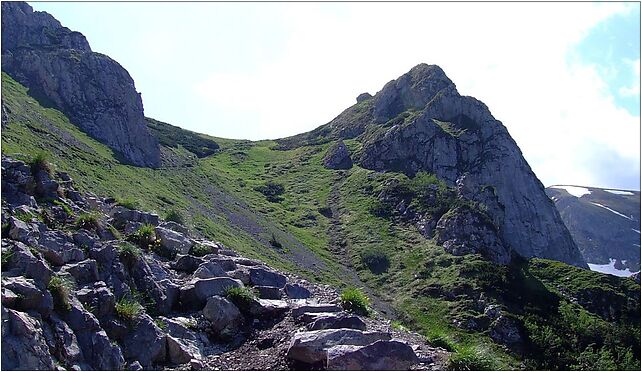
xmin=546 ymin=185 xmax=641 ymax=274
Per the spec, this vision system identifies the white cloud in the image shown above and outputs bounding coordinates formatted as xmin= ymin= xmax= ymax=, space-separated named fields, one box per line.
xmin=190 ymin=2 xmax=639 ymax=188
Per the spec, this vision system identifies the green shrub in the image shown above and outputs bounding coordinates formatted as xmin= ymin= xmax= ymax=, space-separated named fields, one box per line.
xmin=116 ymin=197 xmax=138 ymax=210
xmin=75 ymin=212 xmax=100 ymax=230
xmin=53 ymin=199 xmax=73 ymax=217
xmin=448 ymin=345 xmax=495 ymax=370
xmin=117 ymin=242 xmax=141 ymax=261
xmin=154 ymin=318 xmax=168 ymax=330
xmin=225 ymin=286 xmax=255 ymax=311
xmin=427 ymin=333 xmax=457 ymax=352
xmin=269 ymin=233 xmax=282 ymax=249
xmin=360 ymin=248 xmax=390 ymax=274
xmin=164 ymin=209 xmax=185 ymax=225
xmin=14 ymin=210 xmax=34 ymax=222
xmin=189 ymin=244 xmax=211 ymax=257
xmin=30 ymin=151 xmax=52 ymax=175
xmin=340 ymin=287 xmax=370 ymax=316
xmin=254 ymin=181 xmax=285 ymax=202
xmin=1 ymin=248 xmax=13 ymax=269
xmin=115 ymin=297 xmax=143 ymax=322
xmin=48 ymin=276 xmax=72 ymax=311
xmin=127 ymin=224 xmax=156 ymax=249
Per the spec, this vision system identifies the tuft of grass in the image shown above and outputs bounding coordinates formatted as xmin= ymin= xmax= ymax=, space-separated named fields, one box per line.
xmin=164 ymin=208 xmax=185 ymax=225
xmin=1 ymin=248 xmax=13 ymax=269
xmin=427 ymin=333 xmax=457 ymax=352
xmin=107 ymin=224 xmax=122 ymax=239
xmin=117 ymin=241 xmax=142 ymax=261
xmin=48 ymin=276 xmax=72 ymax=311
xmin=360 ymin=247 xmax=390 ymax=274
xmin=53 ymin=199 xmax=74 ymax=217
xmin=13 ymin=210 xmax=34 ymax=223
xmin=225 ymin=286 xmax=255 ymax=311
xmin=127 ymin=223 xmax=156 ymax=249
xmin=115 ymin=297 xmax=143 ymax=322
xmin=154 ymin=318 xmax=168 ymax=330
xmin=340 ymin=287 xmax=371 ymax=316
xmin=254 ymin=181 xmax=285 ymax=203
xmin=448 ymin=345 xmax=496 ymax=371
xmin=75 ymin=212 xmax=100 ymax=230
xmin=189 ymin=243 xmax=211 ymax=257
xmin=30 ymin=151 xmax=53 ymax=175
xmin=116 ymin=197 xmax=139 ymax=210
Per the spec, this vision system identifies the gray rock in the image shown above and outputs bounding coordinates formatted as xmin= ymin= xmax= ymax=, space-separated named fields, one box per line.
xmin=356 ymin=92 xmax=372 ymax=103
xmin=255 ymin=286 xmax=282 ymax=299
xmin=44 ymin=315 xmax=87 ymax=369
xmin=249 ymin=299 xmax=289 ymax=318
xmin=286 ymin=329 xmax=391 ymax=364
xmin=2 ymin=276 xmax=53 ymax=315
xmin=155 ymin=226 xmax=194 ymax=255
xmin=1 ymin=307 xmax=55 ymax=370
xmin=61 ymin=259 xmax=99 ymax=285
xmin=291 ymin=303 xmax=342 ymax=319
xmin=307 ymin=313 xmax=367 ymax=331
xmin=75 ymin=282 xmax=115 ymax=319
xmin=202 ymin=296 xmax=242 ymax=336
xmin=323 ymin=140 xmax=353 ymax=170
xmin=8 ymin=216 xmax=38 ymax=244
xmin=37 ymin=230 xmax=85 ymax=266
xmin=326 ymin=339 xmax=419 ymax=370
xmin=193 ymin=261 xmax=227 ymax=279
xmin=120 ymin=314 xmax=167 ymax=367
xmin=181 ymin=277 xmax=243 ymax=308
xmin=285 ymin=283 xmax=312 ymax=299
xmin=489 ymin=315 xmax=523 ymax=349
xmin=228 ymin=266 xmax=251 ymax=285
xmin=435 ymin=204 xmax=512 ymax=265
xmin=172 ymin=254 xmax=204 ymax=272
xmin=249 ymin=267 xmax=287 ymax=288
xmin=1 ymin=2 xmax=161 ymax=167
xmin=160 ymin=317 xmax=204 ymax=362
xmin=2 ymin=239 xmax=53 ymax=285
xmin=160 ymin=221 xmax=189 ymax=235
xmin=111 ymin=206 xmax=159 ymax=228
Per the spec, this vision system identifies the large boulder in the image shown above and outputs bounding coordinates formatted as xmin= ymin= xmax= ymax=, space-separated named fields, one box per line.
xmin=307 ymin=313 xmax=367 ymax=331
xmin=155 ymin=226 xmax=194 ymax=256
xmin=249 ymin=267 xmax=287 ymax=288
xmin=120 ymin=314 xmax=167 ymax=367
xmin=202 ymin=296 xmax=242 ymax=337
xmin=326 ymin=340 xmax=419 ymax=370
xmin=285 ymin=283 xmax=312 ymax=299
xmin=160 ymin=317 xmax=204 ymax=364
xmin=2 ymin=276 xmax=53 ymax=315
xmin=323 ymin=140 xmax=353 ymax=170
xmin=193 ymin=261 xmax=227 ymax=279
xmin=2 ymin=239 xmax=53 ymax=286
xmin=1 ymin=307 xmax=55 ymax=370
xmin=61 ymin=259 xmax=99 ymax=285
xmin=37 ymin=230 xmax=85 ymax=266
xmin=111 ymin=207 xmax=159 ymax=228
xmin=435 ymin=204 xmax=512 ymax=265
xmin=172 ymin=254 xmax=204 ymax=272
xmin=181 ymin=277 xmax=243 ymax=308
xmin=286 ymin=329 xmax=391 ymax=364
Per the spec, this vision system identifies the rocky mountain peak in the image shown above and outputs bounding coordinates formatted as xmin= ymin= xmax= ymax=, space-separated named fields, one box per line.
xmin=1 ymin=2 xmax=161 ymax=168
xmin=372 ymin=63 xmax=456 ymax=123
xmin=1 ymin=2 xmax=90 ymax=53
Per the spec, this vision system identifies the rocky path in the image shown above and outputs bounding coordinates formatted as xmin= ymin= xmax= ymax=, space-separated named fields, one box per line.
xmin=1 ymin=155 xmax=448 ymax=370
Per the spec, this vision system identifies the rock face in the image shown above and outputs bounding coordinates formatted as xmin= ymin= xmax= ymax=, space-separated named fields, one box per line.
xmin=323 ymin=140 xmax=353 ymax=170
xmin=1 ymin=2 xmax=160 ymax=167
xmin=326 ymin=64 xmax=586 ymax=267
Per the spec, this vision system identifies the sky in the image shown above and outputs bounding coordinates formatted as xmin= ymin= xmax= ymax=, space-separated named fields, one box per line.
xmin=28 ymin=2 xmax=641 ymax=190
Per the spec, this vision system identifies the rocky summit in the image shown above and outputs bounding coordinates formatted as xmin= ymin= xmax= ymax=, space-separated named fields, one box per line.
xmin=1 ymin=3 xmax=640 ymax=371
xmin=1 ymin=2 xmax=160 ymax=168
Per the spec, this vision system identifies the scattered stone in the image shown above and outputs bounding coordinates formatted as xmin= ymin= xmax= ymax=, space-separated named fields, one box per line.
xmin=326 ymin=339 xmax=419 ymax=370
xmin=291 ymin=303 xmax=342 ymax=319
xmin=172 ymin=254 xmax=204 ymax=272
xmin=193 ymin=261 xmax=227 ymax=279
xmin=285 ymin=283 xmax=312 ymax=299
xmin=307 ymin=313 xmax=367 ymax=331
xmin=202 ymin=296 xmax=242 ymax=336
xmin=249 ymin=267 xmax=287 ymax=288
xmin=286 ymin=329 xmax=391 ymax=364
xmin=155 ymin=226 xmax=194 ymax=255
xmin=255 ymin=286 xmax=282 ymax=299
xmin=323 ymin=140 xmax=353 ymax=170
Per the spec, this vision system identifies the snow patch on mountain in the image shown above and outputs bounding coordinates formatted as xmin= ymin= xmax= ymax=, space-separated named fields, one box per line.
xmin=588 ymin=258 xmax=634 ymax=277
xmin=550 ymin=185 xmax=591 ymax=198
xmin=605 ymin=189 xmax=635 ymax=196
xmin=590 ymin=202 xmax=634 ymax=221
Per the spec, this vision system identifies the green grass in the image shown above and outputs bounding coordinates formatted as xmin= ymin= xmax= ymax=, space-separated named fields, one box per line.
xmin=30 ymin=151 xmax=53 ymax=175
xmin=340 ymin=287 xmax=371 ymax=316
xmin=189 ymin=243 xmax=212 ymax=257
xmin=117 ymin=241 xmax=142 ymax=261
xmin=164 ymin=208 xmax=185 ymax=225
xmin=115 ymin=297 xmax=143 ymax=322
xmin=75 ymin=212 xmax=100 ymax=230
xmin=225 ymin=286 xmax=255 ymax=311
xmin=48 ymin=276 xmax=72 ymax=311
xmin=116 ymin=197 xmax=139 ymax=210
xmin=127 ymin=223 xmax=156 ymax=249
xmin=53 ymin=199 xmax=74 ymax=217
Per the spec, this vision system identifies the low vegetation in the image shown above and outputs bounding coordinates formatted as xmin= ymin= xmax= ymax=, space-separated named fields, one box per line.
xmin=115 ymin=297 xmax=143 ymax=322
xmin=116 ymin=197 xmax=139 ymax=210
xmin=29 ymin=151 xmax=52 ymax=175
xmin=254 ymin=181 xmax=285 ymax=202
xmin=117 ymin=241 xmax=142 ymax=261
xmin=48 ymin=276 xmax=72 ymax=311
xmin=225 ymin=286 xmax=255 ymax=311
xmin=75 ymin=212 xmax=101 ymax=230
xmin=189 ymin=243 xmax=211 ymax=257
xmin=127 ymin=224 xmax=157 ymax=249
xmin=164 ymin=208 xmax=185 ymax=225
xmin=340 ymin=287 xmax=371 ymax=316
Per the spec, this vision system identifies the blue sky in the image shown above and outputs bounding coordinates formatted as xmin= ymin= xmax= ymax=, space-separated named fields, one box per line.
xmin=28 ymin=2 xmax=641 ymax=190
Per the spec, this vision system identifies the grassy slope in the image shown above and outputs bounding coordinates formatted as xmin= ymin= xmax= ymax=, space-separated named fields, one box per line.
xmin=2 ymin=73 xmax=639 ymax=370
